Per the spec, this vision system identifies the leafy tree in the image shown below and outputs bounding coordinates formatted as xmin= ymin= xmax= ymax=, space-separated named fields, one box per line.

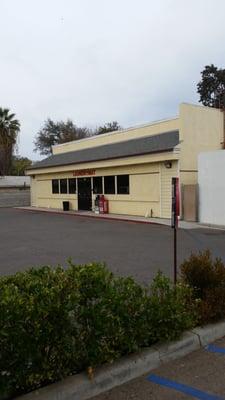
xmin=10 ymin=156 xmax=32 ymax=176
xmin=197 ymin=64 xmax=225 ymax=108
xmin=34 ymin=119 xmax=90 ymax=156
xmin=0 ymin=108 xmax=20 ymax=175
xmin=96 ymin=121 xmax=121 ymax=135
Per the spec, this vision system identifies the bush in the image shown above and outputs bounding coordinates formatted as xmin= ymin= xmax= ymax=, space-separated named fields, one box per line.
xmin=147 ymin=272 xmax=197 ymax=342
xmin=0 ymin=266 xmax=84 ymax=398
xmin=66 ymin=263 xmax=151 ymax=366
xmin=180 ymin=250 xmax=225 ymax=323
xmin=0 ymin=264 xmax=197 ymax=398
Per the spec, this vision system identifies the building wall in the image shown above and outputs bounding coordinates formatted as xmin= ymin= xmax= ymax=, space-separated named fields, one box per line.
xmin=161 ymin=161 xmax=178 ymax=218
xmin=179 ymin=103 xmax=224 ymax=185
xmin=52 ymin=118 xmax=179 ymax=155
xmin=48 ymin=103 xmax=224 ymax=187
xmin=198 ymin=151 xmax=225 ymax=225
xmin=31 ymin=160 xmax=178 ymax=218
xmin=28 ymin=103 xmax=225 ymax=220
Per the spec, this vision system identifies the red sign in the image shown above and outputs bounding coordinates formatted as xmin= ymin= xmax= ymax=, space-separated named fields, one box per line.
xmin=176 ymin=178 xmax=180 ymax=217
xmin=171 ymin=177 xmax=179 ymax=228
xmin=73 ymin=169 xmax=96 ymax=177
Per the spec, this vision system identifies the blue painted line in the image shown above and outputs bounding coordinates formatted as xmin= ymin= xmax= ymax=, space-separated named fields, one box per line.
xmin=206 ymin=344 xmax=225 ymax=355
xmin=147 ymin=374 xmax=224 ymax=400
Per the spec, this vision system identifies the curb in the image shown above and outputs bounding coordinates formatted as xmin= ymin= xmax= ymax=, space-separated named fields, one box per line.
xmin=198 ymin=222 xmax=225 ymax=231
xmin=18 ymin=321 xmax=225 ymax=400
xmin=15 ymin=207 xmax=223 ymax=231
xmin=192 ymin=321 xmax=225 ymax=347
xmin=14 ymin=207 xmax=164 ymax=227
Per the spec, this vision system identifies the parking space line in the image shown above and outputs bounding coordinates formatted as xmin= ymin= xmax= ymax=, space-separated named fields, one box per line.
xmin=147 ymin=374 xmax=224 ymax=400
xmin=206 ymin=345 xmax=225 ymax=355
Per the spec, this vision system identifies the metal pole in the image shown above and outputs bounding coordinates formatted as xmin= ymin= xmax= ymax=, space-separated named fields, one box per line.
xmin=171 ymin=176 xmax=179 ymax=285
xmin=174 ymin=226 xmax=177 ymax=285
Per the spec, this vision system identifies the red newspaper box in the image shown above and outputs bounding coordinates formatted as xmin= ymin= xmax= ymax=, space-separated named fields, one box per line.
xmin=103 ymin=198 xmax=109 ymax=214
xmin=99 ymin=195 xmax=104 ymax=214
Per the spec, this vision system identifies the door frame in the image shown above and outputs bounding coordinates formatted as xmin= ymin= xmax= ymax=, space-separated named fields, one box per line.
xmin=77 ymin=177 xmax=92 ymax=211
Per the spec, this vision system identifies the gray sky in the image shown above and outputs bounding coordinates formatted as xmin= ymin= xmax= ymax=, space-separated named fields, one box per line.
xmin=1 ymin=0 xmax=225 ymax=160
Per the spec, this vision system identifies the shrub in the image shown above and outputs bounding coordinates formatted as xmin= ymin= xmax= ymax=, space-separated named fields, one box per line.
xmin=147 ymin=272 xmax=197 ymax=342
xmin=0 ymin=266 xmax=84 ymax=398
xmin=0 ymin=264 xmax=197 ymax=398
xmin=180 ymin=250 xmax=225 ymax=323
xmin=66 ymin=262 xmax=151 ymax=366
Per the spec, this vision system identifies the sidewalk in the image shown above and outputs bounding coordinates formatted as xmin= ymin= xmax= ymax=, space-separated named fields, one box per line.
xmin=17 ymin=206 xmax=206 ymax=230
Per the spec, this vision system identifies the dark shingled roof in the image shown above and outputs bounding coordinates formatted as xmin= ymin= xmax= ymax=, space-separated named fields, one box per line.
xmin=28 ymin=130 xmax=179 ymax=170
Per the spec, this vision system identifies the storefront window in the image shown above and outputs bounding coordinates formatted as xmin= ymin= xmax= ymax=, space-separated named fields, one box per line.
xmin=93 ymin=177 xmax=103 ymax=194
xmin=117 ymin=175 xmax=129 ymax=194
xmin=52 ymin=179 xmax=59 ymax=194
xmin=69 ymin=178 xmax=76 ymax=194
xmin=60 ymin=179 xmax=68 ymax=194
xmin=104 ymin=176 xmax=115 ymax=194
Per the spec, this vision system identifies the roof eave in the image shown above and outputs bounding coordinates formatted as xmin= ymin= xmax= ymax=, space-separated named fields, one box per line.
xmin=26 ymin=147 xmax=177 ymax=173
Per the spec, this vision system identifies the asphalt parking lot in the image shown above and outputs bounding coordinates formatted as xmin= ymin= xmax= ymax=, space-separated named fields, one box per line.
xmin=1 ymin=208 xmax=225 ymax=283
xmin=92 ymin=337 xmax=225 ymax=399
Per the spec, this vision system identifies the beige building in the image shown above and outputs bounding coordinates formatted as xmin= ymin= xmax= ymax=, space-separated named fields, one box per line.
xmin=26 ymin=103 xmax=224 ymax=220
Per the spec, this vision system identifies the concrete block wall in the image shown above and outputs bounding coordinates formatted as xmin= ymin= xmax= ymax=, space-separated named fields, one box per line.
xmin=0 ymin=190 xmax=30 ymax=207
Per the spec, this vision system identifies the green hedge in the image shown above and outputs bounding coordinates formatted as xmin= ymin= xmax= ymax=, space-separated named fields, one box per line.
xmin=0 ymin=263 xmax=197 ymax=398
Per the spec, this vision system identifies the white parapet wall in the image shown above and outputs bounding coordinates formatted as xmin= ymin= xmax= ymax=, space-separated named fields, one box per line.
xmin=198 ymin=151 xmax=225 ymax=226
xmin=0 ymin=176 xmax=30 ymax=188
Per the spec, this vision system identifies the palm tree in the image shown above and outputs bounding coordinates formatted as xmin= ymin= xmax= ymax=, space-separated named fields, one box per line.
xmin=0 ymin=108 xmax=20 ymax=175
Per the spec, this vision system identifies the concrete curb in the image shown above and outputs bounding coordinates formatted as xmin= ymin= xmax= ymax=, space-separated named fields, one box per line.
xmin=15 ymin=207 xmax=163 ymax=226
xmin=192 ymin=321 xmax=225 ymax=347
xmin=153 ymin=331 xmax=200 ymax=363
xmin=18 ymin=321 xmax=225 ymax=400
xmin=16 ymin=207 xmax=222 ymax=230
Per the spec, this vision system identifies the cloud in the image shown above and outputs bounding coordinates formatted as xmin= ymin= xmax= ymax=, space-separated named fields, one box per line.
xmin=1 ymin=0 xmax=225 ymax=159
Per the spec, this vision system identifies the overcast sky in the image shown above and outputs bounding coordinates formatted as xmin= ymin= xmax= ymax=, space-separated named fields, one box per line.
xmin=1 ymin=0 xmax=225 ymax=160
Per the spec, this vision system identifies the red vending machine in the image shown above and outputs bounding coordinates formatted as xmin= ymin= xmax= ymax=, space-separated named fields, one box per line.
xmin=99 ymin=195 xmax=109 ymax=214
xmin=99 ymin=195 xmax=104 ymax=214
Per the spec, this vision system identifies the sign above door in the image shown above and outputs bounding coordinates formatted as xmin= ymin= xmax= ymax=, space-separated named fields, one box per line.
xmin=73 ymin=169 xmax=96 ymax=177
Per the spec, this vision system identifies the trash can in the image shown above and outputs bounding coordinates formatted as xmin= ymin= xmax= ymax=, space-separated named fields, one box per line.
xmin=63 ymin=201 xmax=69 ymax=211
